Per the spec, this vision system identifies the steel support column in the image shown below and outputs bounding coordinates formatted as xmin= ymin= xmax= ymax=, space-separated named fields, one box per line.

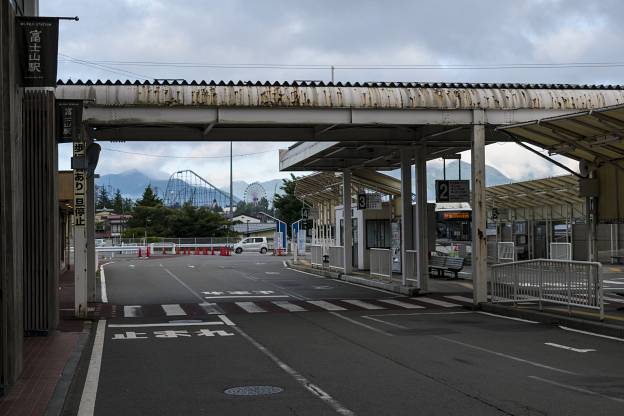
xmin=343 ymin=169 xmax=353 ymax=274
xmin=74 ymin=130 xmax=88 ymax=317
xmin=471 ymin=109 xmax=488 ymax=304
xmin=414 ymin=147 xmax=429 ymax=291
xmin=400 ymin=150 xmax=413 ymax=286
xmin=87 ymin=166 xmax=96 ymax=302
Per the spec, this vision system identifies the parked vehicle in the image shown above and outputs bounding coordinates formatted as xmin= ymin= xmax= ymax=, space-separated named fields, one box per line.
xmin=233 ymin=237 xmax=268 ymax=254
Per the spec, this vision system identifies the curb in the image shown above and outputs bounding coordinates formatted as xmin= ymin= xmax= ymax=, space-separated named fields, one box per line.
xmin=286 ymin=261 xmax=419 ymax=296
xmin=480 ymin=303 xmax=624 ymax=339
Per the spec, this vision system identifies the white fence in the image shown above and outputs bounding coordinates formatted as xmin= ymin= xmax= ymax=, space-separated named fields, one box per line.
xmin=490 ymin=259 xmax=603 ymax=320
xmin=404 ymin=250 xmax=419 ymax=287
xmin=370 ymin=248 xmax=392 ymax=279
xmin=497 ymin=242 xmax=516 ymax=263
xmin=329 ymin=246 xmax=345 ymax=271
xmin=311 ymin=244 xmax=324 ymax=267
xmin=550 ymin=242 xmax=572 ymax=260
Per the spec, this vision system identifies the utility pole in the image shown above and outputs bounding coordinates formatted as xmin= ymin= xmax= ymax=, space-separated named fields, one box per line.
xmin=230 ymin=141 xmax=233 ymax=224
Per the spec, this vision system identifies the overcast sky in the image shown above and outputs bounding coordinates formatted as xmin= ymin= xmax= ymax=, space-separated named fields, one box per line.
xmin=43 ymin=0 xmax=624 ymax=186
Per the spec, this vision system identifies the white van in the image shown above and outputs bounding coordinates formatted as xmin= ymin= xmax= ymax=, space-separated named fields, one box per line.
xmin=233 ymin=237 xmax=269 ymax=254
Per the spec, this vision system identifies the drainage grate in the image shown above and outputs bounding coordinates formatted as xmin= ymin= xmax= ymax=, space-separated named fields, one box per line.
xmin=224 ymin=386 xmax=283 ymax=396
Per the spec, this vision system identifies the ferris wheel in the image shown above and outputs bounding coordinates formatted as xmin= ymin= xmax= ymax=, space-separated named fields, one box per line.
xmin=243 ymin=182 xmax=267 ymax=205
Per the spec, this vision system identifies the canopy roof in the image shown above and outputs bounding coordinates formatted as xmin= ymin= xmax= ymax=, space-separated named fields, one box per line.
xmin=486 ymin=175 xmax=582 ymax=209
xmin=498 ymin=104 xmax=624 ymax=166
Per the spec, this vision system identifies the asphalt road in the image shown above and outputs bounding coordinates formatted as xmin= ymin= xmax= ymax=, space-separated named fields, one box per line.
xmin=71 ymin=253 xmax=624 ymax=415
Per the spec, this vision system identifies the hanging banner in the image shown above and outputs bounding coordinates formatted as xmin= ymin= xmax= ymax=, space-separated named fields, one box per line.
xmin=56 ymin=100 xmax=83 ymax=142
xmin=16 ymin=17 xmax=59 ymax=87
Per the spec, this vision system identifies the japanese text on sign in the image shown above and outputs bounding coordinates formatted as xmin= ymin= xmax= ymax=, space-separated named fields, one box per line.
xmin=73 ymin=141 xmax=86 ymax=227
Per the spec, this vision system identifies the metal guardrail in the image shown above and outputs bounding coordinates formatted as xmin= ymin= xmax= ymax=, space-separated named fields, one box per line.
xmin=490 ymin=259 xmax=603 ymax=320
xmin=404 ymin=250 xmax=419 ymax=287
xmin=329 ymin=246 xmax=345 ymax=271
xmin=370 ymin=248 xmax=392 ymax=280
xmin=311 ymin=245 xmax=323 ymax=267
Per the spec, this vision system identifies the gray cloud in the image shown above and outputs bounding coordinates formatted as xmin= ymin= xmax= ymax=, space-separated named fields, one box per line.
xmin=47 ymin=0 xmax=615 ymax=182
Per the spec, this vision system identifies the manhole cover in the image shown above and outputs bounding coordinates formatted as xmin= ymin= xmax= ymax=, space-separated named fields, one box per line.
xmin=224 ymin=386 xmax=283 ymax=396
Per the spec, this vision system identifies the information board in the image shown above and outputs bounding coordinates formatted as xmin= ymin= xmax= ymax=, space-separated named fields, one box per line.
xmin=435 ymin=180 xmax=470 ymax=203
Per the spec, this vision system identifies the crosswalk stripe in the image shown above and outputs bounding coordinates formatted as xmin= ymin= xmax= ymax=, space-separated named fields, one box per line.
xmin=123 ymin=305 xmax=142 ymax=317
xmin=341 ymin=299 xmax=385 ymax=310
xmin=444 ymin=295 xmax=474 ymax=304
xmin=161 ymin=304 xmax=186 ymax=316
xmin=411 ymin=297 xmax=461 ymax=308
xmin=235 ymin=302 xmax=266 ymax=313
xmin=377 ymin=299 xmax=424 ymax=309
xmin=198 ymin=302 xmax=221 ymax=314
xmin=307 ymin=300 xmax=347 ymax=311
xmin=272 ymin=301 xmax=307 ymax=312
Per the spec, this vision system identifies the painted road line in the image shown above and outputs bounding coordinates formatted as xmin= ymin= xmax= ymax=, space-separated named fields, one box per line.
xmin=219 ymin=315 xmax=236 ymax=326
xmin=162 ymin=304 xmax=187 ymax=316
xmin=377 ymin=299 xmax=425 ymax=309
xmin=369 ymin=311 xmax=473 ymax=317
xmin=100 ymin=265 xmax=108 ymax=303
xmin=411 ymin=297 xmax=461 ymax=308
xmin=203 ymin=295 xmax=290 ymax=299
xmin=341 ymin=299 xmax=385 ymax=310
xmin=362 ymin=315 xmax=408 ymax=329
xmin=265 ymin=271 xmax=280 ymax=275
xmin=529 ymin=376 xmax=624 ymax=404
xmin=162 ymin=268 xmax=206 ymax=303
xmin=307 ymin=300 xmax=347 ymax=311
xmin=235 ymin=302 xmax=267 ymax=313
xmin=108 ymin=321 xmax=229 ymax=328
xmin=436 ymin=336 xmax=577 ymax=375
xmin=128 ymin=264 xmax=135 ymax=269
xmin=123 ymin=305 xmax=142 ymax=318
xmin=444 ymin=295 xmax=474 ymax=304
xmin=604 ymin=296 xmax=624 ymax=304
xmin=232 ymin=325 xmax=355 ymax=415
xmin=77 ymin=320 xmax=106 ymax=416
xmin=285 ymin=265 xmax=398 ymax=295
xmin=198 ymin=302 xmax=222 ymax=315
xmin=330 ymin=312 xmax=394 ymax=337
xmin=272 ymin=301 xmax=307 ymax=312
xmin=559 ymin=326 xmax=624 ymax=342
xmin=544 ymin=342 xmax=596 ymax=353
xmin=478 ymin=311 xmax=538 ymax=324
xmin=604 ymin=280 xmax=624 ymax=285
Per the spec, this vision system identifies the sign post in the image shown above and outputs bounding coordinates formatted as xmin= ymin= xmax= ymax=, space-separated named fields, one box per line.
xmin=73 ymin=137 xmax=88 ymax=317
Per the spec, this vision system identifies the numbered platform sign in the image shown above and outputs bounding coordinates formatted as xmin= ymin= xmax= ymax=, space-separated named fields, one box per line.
xmin=435 ymin=180 xmax=470 ymax=203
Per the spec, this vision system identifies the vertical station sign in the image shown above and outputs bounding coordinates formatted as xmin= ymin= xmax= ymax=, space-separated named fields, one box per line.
xmin=73 ymin=141 xmax=86 ymax=227
xmin=16 ymin=17 xmax=59 ymax=87
xmin=73 ymin=136 xmax=87 ymax=316
xmin=56 ymin=100 xmax=83 ymax=142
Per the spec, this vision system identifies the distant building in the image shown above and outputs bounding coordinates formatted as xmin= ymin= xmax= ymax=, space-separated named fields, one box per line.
xmin=231 ymin=214 xmax=261 ymax=224
xmin=95 ymin=209 xmax=131 ymax=238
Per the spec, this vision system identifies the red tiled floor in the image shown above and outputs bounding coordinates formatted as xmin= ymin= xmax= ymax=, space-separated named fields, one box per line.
xmin=0 ymin=269 xmax=85 ymax=416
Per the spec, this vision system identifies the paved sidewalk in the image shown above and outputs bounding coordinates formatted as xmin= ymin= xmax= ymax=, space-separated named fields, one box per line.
xmin=0 ymin=269 xmax=88 ymax=416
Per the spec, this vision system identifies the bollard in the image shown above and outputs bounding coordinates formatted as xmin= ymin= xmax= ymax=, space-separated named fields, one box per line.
xmin=211 ymin=246 xmax=215 ymax=255
xmin=176 ymin=247 xmax=180 ymax=255
xmin=146 ymin=246 xmax=151 ymax=258
xmin=138 ymin=247 xmax=142 ymax=258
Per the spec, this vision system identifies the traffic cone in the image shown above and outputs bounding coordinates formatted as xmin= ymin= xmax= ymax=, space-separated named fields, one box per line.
xmin=146 ymin=246 xmax=151 ymax=257
xmin=176 ymin=247 xmax=180 ymax=255
xmin=211 ymin=246 xmax=215 ymax=255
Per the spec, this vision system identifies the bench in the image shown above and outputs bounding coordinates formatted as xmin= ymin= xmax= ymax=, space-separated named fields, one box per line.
xmin=428 ymin=255 xmax=465 ymax=279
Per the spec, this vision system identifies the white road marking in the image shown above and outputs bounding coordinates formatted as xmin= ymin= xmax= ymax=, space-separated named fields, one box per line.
xmin=529 ymin=376 xmax=624 ymax=404
xmin=198 ymin=302 xmax=221 ymax=315
xmin=341 ymin=299 xmax=385 ymax=310
xmin=235 ymin=302 xmax=266 ymax=313
xmin=604 ymin=296 xmax=624 ymax=304
xmin=559 ymin=326 xmax=624 ymax=342
xmin=188 ymin=265 xmax=195 ymax=268
xmin=478 ymin=311 xmax=538 ymax=324
xmin=444 ymin=295 xmax=474 ymax=304
xmin=129 ymin=264 xmax=135 ymax=269
xmin=272 ymin=301 xmax=307 ymax=312
xmin=232 ymin=324 xmax=354 ymax=415
xmin=265 ymin=271 xmax=280 ymax=275
xmin=604 ymin=280 xmax=624 ymax=285
xmin=544 ymin=342 xmax=596 ymax=353
xmin=368 ymin=311 xmax=473 ymax=317
xmin=162 ymin=304 xmax=187 ymax=316
xmin=307 ymin=300 xmax=347 ymax=311
xmin=123 ymin=305 xmax=142 ymax=318
xmin=436 ymin=336 xmax=577 ymax=375
xmin=330 ymin=312 xmax=394 ymax=336
xmin=377 ymin=299 xmax=424 ymax=309
xmin=162 ymin=268 xmax=206 ymax=302
xmin=218 ymin=315 xmax=236 ymax=326
xmin=77 ymin=320 xmax=106 ymax=416
xmin=256 ymin=262 xmax=266 ymax=265
xmin=282 ymin=261 xmax=288 ymax=267
xmin=109 ymin=321 xmax=231 ymax=329
xmin=100 ymin=265 xmax=108 ymax=303
xmin=362 ymin=315 xmax=408 ymax=329
xmin=204 ymin=295 xmax=290 ymax=299
xmin=411 ymin=297 xmax=461 ymax=308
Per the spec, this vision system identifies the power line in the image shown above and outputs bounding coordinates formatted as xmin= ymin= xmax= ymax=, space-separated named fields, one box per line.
xmin=58 ymin=53 xmax=154 ymax=80
xmin=100 ymin=146 xmax=280 ymax=159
